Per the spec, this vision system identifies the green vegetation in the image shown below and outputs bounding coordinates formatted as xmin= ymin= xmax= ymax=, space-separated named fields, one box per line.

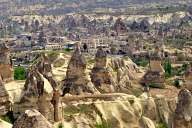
xmin=63 ymin=106 xmax=79 ymax=115
xmin=148 ymin=83 xmax=162 ymax=88
xmin=58 ymin=123 xmax=64 ymax=128
xmin=156 ymin=123 xmax=168 ymax=128
xmin=132 ymin=88 xmax=143 ymax=97
xmin=78 ymin=104 xmax=93 ymax=114
xmin=174 ymin=63 xmax=189 ymax=76
xmin=64 ymin=48 xmax=73 ymax=52
xmin=47 ymin=51 xmax=59 ymax=62
xmin=163 ymin=59 xmax=172 ymax=78
xmin=87 ymin=58 xmax=95 ymax=65
xmin=14 ymin=66 xmax=26 ymax=80
xmin=174 ymin=79 xmax=182 ymax=88
xmin=1 ymin=111 xmax=15 ymax=124
xmin=64 ymin=104 xmax=93 ymax=116
xmin=95 ymin=121 xmax=111 ymax=128
xmin=134 ymin=58 xmax=149 ymax=67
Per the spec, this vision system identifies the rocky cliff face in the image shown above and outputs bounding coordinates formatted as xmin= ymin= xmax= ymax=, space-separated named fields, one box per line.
xmin=13 ymin=109 xmax=53 ymax=128
xmin=62 ymin=43 xmax=99 ymax=95
xmin=62 ymin=93 xmax=169 ymax=128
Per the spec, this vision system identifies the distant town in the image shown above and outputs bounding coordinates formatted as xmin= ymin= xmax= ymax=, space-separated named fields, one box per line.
xmin=0 ymin=0 xmax=192 ymax=128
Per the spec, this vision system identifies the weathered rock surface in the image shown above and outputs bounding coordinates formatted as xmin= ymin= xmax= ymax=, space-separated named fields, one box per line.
xmin=139 ymin=93 xmax=158 ymax=122
xmin=109 ymin=58 xmax=138 ymax=92
xmin=141 ymin=47 xmax=165 ymax=88
xmin=14 ymin=68 xmax=54 ymax=122
xmin=155 ymin=95 xmax=172 ymax=127
xmin=173 ymin=89 xmax=192 ymax=128
xmin=184 ymin=64 xmax=192 ymax=92
xmin=0 ymin=43 xmax=13 ymax=82
xmin=0 ymin=75 xmax=10 ymax=116
xmin=91 ymin=48 xmax=116 ymax=93
xmin=36 ymin=53 xmax=58 ymax=90
xmin=62 ymin=43 xmax=99 ymax=95
xmin=113 ymin=18 xmax=127 ymax=34
xmin=62 ymin=93 xmax=156 ymax=128
xmin=13 ymin=109 xmax=53 ymax=128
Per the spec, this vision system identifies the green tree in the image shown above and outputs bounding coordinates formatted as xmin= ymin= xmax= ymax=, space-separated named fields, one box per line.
xmin=14 ymin=66 xmax=26 ymax=80
xmin=164 ymin=59 xmax=172 ymax=78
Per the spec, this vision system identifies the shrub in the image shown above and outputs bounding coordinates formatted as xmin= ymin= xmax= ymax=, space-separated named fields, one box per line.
xmin=64 ymin=48 xmax=72 ymax=52
xmin=58 ymin=123 xmax=64 ymax=128
xmin=148 ymin=83 xmax=162 ymax=88
xmin=164 ymin=59 xmax=172 ymax=78
xmin=156 ymin=123 xmax=168 ymax=128
xmin=1 ymin=111 xmax=15 ymax=124
xmin=95 ymin=121 xmax=111 ymax=128
xmin=174 ymin=79 xmax=182 ymax=88
xmin=135 ymin=58 xmax=149 ymax=67
xmin=14 ymin=66 xmax=26 ymax=80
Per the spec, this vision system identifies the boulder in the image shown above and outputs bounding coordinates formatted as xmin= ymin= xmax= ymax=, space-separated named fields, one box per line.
xmin=13 ymin=109 xmax=53 ymax=128
xmin=173 ymin=89 xmax=192 ymax=128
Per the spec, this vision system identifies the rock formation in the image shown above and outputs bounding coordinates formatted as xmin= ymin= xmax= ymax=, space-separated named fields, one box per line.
xmin=0 ymin=75 xmax=10 ymax=116
xmin=13 ymin=109 xmax=53 ymax=128
xmin=109 ymin=58 xmax=137 ymax=92
xmin=113 ymin=18 xmax=127 ymax=34
xmin=60 ymin=15 xmax=77 ymax=29
xmin=0 ymin=43 xmax=13 ymax=82
xmin=91 ymin=47 xmax=116 ymax=93
xmin=62 ymin=93 xmax=156 ymax=128
xmin=184 ymin=64 xmax=192 ymax=92
xmin=78 ymin=15 xmax=90 ymax=28
xmin=155 ymin=95 xmax=172 ymax=127
xmin=141 ymin=47 xmax=165 ymax=88
xmin=15 ymin=68 xmax=54 ymax=122
xmin=140 ymin=19 xmax=150 ymax=32
xmin=173 ymin=89 xmax=192 ymax=128
xmin=36 ymin=53 xmax=58 ymax=90
xmin=62 ymin=43 xmax=99 ymax=95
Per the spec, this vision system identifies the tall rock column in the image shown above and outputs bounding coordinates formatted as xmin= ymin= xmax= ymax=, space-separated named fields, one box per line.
xmin=0 ymin=43 xmax=13 ymax=82
xmin=36 ymin=53 xmax=58 ymax=89
xmin=62 ymin=43 xmax=99 ymax=95
xmin=91 ymin=47 xmax=116 ymax=93
xmin=0 ymin=75 xmax=10 ymax=115
xmin=52 ymin=90 xmax=62 ymax=122
xmin=141 ymin=47 xmax=165 ymax=88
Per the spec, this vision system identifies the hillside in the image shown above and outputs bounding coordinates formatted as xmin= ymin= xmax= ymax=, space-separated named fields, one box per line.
xmin=0 ymin=0 xmax=192 ymax=16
